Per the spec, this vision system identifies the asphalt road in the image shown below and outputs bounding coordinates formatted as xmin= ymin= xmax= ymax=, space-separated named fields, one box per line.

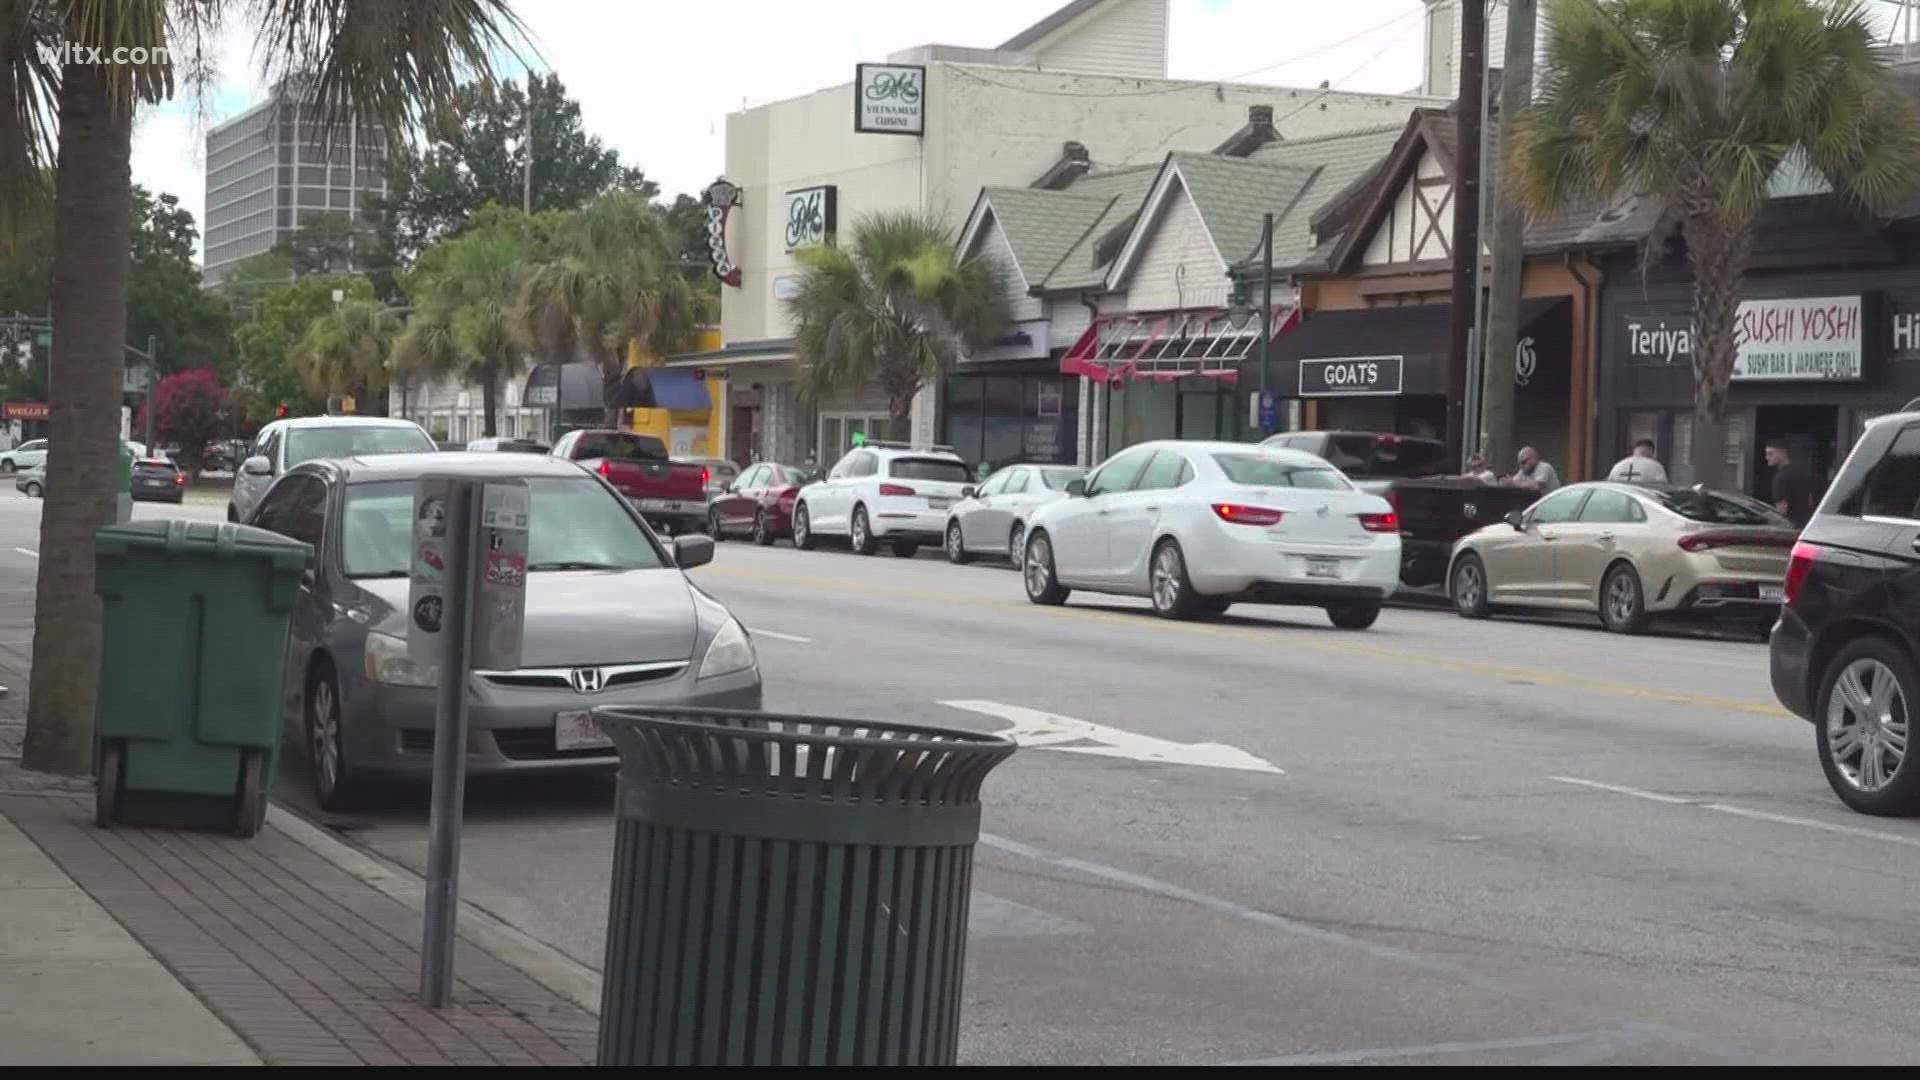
xmin=7 ymin=485 xmax=1920 ymax=1064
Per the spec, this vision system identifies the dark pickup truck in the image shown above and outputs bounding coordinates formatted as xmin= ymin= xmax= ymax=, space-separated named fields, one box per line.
xmin=551 ymin=428 xmax=713 ymax=535
xmin=1261 ymin=430 xmax=1540 ymax=588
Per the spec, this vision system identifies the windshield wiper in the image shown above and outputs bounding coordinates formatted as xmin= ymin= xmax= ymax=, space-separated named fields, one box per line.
xmin=528 ymin=561 xmax=626 ymax=571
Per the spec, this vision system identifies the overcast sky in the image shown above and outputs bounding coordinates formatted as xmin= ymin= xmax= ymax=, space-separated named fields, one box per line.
xmin=133 ymin=0 xmax=1439 ymax=263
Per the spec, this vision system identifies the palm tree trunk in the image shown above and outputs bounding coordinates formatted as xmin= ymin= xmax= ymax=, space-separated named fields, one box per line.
xmin=23 ymin=66 xmax=135 ymax=776
xmin=481 ymin=372 xmax=499 ymax=437
xmin=1683 ymin=209 xmax=1753 ymax=491
xmin=599 ymin=354 xmax=624 ymax=429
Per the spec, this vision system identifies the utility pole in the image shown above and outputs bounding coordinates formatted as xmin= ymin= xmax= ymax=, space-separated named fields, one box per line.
xmin=522 ymin=77 xmax=534 ymax=215
xmin=144 ymin=335 xmax=157 ymax=455
xmin=1446 ymin=0 xmax=1488 ymax=470
xmin=1480 ymin=0 xmax=1539 ymax=476
xmin=1259 ymin=211 xmax=1274 ymax=432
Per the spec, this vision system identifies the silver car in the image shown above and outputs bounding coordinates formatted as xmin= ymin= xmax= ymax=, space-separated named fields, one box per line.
xmin=246 ymin=451 xmax=763 ymax=810
xmin=944 ymin=463 xmax=1087 ymax=564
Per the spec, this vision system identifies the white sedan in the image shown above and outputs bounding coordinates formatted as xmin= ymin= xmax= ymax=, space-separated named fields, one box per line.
xmin=944 ymin=462 xmax=1087 ymax=564
xmin=1020 ymin=440 xmax=1401 ymax=628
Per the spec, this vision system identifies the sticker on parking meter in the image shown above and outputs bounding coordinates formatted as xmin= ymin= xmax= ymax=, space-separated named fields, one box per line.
xmin=408 ymin=476 xmax=452 ymax=662
xmin=472 ymin=479 xmax=529 ymax=672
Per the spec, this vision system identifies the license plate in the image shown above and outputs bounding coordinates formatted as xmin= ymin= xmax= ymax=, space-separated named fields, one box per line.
xmin=1758 ymin=584 xmax=1785 ymax=602
xmin=1305 ymin=556 xmax=1340 ymax=580
xmin=554 ymin=710 xmax=613 ymax=752
xmin=636 ymin=498 xmax=691 ymax=513
xmin=927 ymin=497 xmax=953 ymax=510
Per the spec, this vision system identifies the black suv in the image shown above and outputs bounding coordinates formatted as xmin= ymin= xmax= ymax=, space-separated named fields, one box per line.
xmin=1770 ymin=409 xmax=1920 ymax=815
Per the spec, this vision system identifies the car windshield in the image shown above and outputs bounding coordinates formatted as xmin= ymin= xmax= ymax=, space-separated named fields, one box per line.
xmin=890 ymin=457 xmax=971 ymax=483
xmin=285 ymin=425 xmax=435 ymax=468
xmin=576 ymin=432 xmax=666 ymax=461
xmin=1653 ymin=488 xmax=1793 ymax=527
xmin=1212 ymin=453 xmax=1353 ymax=490
xmin=340 ymin=476 xmax=667 ymax=578
xmin=1038 ymin=467 xmax=1087 ymax=490
xmin=1323 ymin=434 xmax=1450 ymax=478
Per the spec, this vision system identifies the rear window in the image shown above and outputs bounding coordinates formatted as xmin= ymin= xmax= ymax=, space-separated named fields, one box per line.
xmin=889 ymin=457 xmax=971 ymax=483
xmin=1212 ymin=454 xmax=1352 ymax=490
xmin=1038 ymin=467 xmax=1087 ymax=490
xmin=1654 ymin=489 xmax=1792 ymax=526
xmin=575 ymin=433 xmax=666 ymax=462
xmin=285 ymin=425 xmax=436 ymax=467
xmin=134 ymin=460 xmax=177 ymax=474
xmin=1323 ymin=435 xmax=1450 ymax=478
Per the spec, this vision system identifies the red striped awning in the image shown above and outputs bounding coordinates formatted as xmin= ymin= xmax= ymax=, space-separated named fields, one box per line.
xmin=1060 ymin=306 xmax=1297 ymax=384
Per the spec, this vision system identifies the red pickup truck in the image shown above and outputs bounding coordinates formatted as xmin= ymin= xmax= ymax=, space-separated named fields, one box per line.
xmin=551 ymin=429 xmax=713 ymax=536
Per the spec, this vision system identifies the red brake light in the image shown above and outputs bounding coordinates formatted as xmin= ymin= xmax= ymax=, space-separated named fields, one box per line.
xmin=1213 ymin=503 xmax=1285 ymax=526
xmin=175 ymin=473 xmax=185 ymax=486
xmin=879 ymin=483 xmax=916 ymax=497
xmin=700 ymin=467 xmax=710 ymax=487
xmin=1678 ymin=530 xmax=1794 ymax=552
xmin=1784 ymin=540 xmax=1821 ymax=607
xmin=598 ymin=460 xmax=611 ymax=477
xmin=1358 ymin=511 xmax=1398 ymax=533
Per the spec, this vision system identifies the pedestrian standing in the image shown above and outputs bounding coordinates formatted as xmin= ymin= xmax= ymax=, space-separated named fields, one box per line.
xmin=1765 ymin=437 xmax=1813 ymax=526
xmin=1607 ymin=438 xmax=1669 ymax=484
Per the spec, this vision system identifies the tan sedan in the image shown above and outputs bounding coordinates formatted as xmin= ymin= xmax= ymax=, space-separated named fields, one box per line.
xmin=1446 ymin=481 xmax=1797 ymax=635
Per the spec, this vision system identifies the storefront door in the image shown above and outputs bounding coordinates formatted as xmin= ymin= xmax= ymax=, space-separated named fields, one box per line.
xmin=1753 ymin=404 xmax=1841 ymax=507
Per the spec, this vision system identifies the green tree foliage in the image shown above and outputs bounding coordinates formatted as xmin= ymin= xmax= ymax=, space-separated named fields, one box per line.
xmin=131 ymin=367 xmax=230 ymax=474
xmin=233 ymin=274 xmax=372 ymax=421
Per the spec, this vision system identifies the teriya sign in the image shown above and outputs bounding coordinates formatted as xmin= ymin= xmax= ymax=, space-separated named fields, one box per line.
xmin=1299 ymin=355 xmax=1403 ymax=397
xmin=1622 ymin=295 xmax=1863 ymax=380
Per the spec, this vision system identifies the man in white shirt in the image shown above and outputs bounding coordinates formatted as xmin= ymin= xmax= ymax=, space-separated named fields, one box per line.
xmin=1511 ymin=446 xmax=1561 ymax=491
xmin=1607 ymin=438 xmax=1669 ymax=484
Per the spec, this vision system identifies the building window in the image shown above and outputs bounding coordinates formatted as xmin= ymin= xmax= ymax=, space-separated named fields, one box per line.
xmin=943 ymin=374 xmax=1080 ymax=469
xmin=818 ymin=411 xmax=890 ymax=463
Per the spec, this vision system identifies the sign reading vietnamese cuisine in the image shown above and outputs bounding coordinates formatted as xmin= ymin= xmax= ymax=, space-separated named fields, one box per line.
xmin=1621 ymin=295 xmax=1863 ymax=380
xmin=1299 ymin=355 xmax=1404 ymax=397
xmin=855 ymin=63 xmax=925 ymax=135
xmin=783 ymin=185 xmax=837 ymax=251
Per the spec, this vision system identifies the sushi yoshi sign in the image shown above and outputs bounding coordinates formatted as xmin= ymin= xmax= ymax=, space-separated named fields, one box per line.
xmin=855 ymin=63 xmax=925 ymax=135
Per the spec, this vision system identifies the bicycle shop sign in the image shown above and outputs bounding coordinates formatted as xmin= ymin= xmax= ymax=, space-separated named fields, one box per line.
xmin=1621 ymin=295 xmax=1864 ymax=380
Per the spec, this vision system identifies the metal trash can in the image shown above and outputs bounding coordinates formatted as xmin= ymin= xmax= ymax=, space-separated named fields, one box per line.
xmin=591 ymin=706 xmax=1017 ymax=1066
xmin=92 ymin=518 xmax=312 ymax=837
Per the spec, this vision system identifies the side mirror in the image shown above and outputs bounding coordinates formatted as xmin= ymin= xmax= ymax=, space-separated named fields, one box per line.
xmin=1066 ymin=478 xmax=1087 ymax=497
xmin=960 ymin=485 xmax=976 ymax=499
xmin=1505 ymin=510 xmax=1526 ymax=531
xmin=673 ymin=534 xmax=715 ymax=570
xmin=243 ymin=454 xmax=272 ymax=477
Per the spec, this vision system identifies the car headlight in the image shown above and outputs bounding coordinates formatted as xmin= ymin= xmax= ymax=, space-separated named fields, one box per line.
xmin=364 ymin=630 xmax=439 ymax=687
xmin=697 ymin=617 xmax=757 ymax=680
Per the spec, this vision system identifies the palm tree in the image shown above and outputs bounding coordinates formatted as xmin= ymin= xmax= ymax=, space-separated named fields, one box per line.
xmin=1508 ymin=0 xmax=1920 ymax=487
xmin=292 ymin=297 xmax=401 ymax=406
xmin=0 ymin=0 xmax=528 ymax=775
xmin=785 ymin=210 xmax=1010 ymax=441
xmin=393 ymin=219 xmax=534 ymax=435
xmin=514 ymin=192 xmax=701 ymax=427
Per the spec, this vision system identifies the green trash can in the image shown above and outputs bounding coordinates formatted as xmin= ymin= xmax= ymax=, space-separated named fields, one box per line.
xmin=92 ymin=519 xmax=312 ymax=837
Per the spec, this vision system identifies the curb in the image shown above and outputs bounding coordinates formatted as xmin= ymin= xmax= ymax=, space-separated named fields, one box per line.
xmin=264 ymin=806 xmax=604 ymax=1016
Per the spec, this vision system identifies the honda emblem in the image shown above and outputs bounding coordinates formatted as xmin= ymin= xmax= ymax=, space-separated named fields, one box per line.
xmin=568 ymin=667 xmax=605 ymax=694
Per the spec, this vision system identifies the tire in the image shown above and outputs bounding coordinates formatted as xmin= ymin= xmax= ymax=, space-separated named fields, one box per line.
xmin=1599 ymin=562 xmax=1651 ymax=634
xmin=850 ymin=506 xmax=878 ymax=555
xmin=1326 ymin=600 xmax=1382 ymax=630
xmin=1198 ymin=596 xmax=1233 ymax=617
xmin=752 ymin=510 xmax=773 ymax=546
xmin=792 ymin=503 xmax=816 ymax=550
xmin=946 ymin=522 xmax=974 ymax=564
xmin=0 ymin=460 xmax=13 ymax=474
xmin=1450 ymin=553 xmax=1490 ymax=619
xmin=891 ymin=541 xmax=919 ymax=559
xmin=1007 ymin=522 xmax=1026 ymax=565
xmin=1816 ymin=636 xmax=1920 ymax=816
xmin=94 ymin=739 xmax=124 ymax=828
xmin=226 ymin=503 xmax=239 ymax=522
xmin=307 ymin=662 xmax=357 ymax=812
xmin=23 ymin=482 xmax=39 ymax=498
xmin=233 ymin=749 xmax=267 ymax=838
xmin=1023 ymin=530 xmax=1070 ymax=606
xmin=708 ymin=507 xmax=725 ymax=540
xmin=1148 ymin=539 xmax=1200 ymax=620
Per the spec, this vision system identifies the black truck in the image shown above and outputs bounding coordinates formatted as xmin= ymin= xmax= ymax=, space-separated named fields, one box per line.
xmin=1260 ymin=430 xmax=1540 ymax=588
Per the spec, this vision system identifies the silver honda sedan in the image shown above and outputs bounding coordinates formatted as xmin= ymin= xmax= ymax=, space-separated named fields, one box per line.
xmin=246 ymin=451 xmax=762 ymax=810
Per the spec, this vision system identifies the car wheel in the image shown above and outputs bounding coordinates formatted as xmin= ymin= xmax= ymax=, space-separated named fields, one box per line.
xmin=1198 ymin=596 xmax=1233 ymax=617
xmin=946 ymin=522 xmax=974 ymax=564
xmin=891 ymin=542 xmax=919 ymax=559
xmin=1149 ymin=539 xmax=1199 ymax=620
xmin=1817 ymin=637 xmax=1920 ymax=816
xmin=306 ymin=662 xmax=358 ymax=812
xmin=1450 ymin=554 xmax=1490 ymax=618
xmin=1326 ymin=600 xmax=1382 ymax=630
xmin=226 ymin=503 xmax=239 ymax=523
xmin=1007 ymin=522 xmax=1026 ymax=565
xmin=1023 ymin=530 xmax=1070 ymax=605
xmin=708 ymin=506 xmax=725 ymax=540
xmin=0 ymin=460 xmax=13 ymax=474
xmin=850 ymin=506 xmax=878 ymax=555
xmin=1599 ymin=562 xmax=1650 ymax=634
xmin=94 ymin=739 xmax=124 ymax=828
xmin=792 ymin=504 xmax=816 ymax=550
xmin=753 ymin=510 xmax=773 ymax=546
xmin=23 ymin=482 xmax=40 ymax=498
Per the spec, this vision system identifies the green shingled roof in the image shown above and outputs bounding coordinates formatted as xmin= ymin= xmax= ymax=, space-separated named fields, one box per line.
xmin=1242 ymin=124 xmax=1403 ymax=267
xmin=972 ymin=187 xmax=1115 ymax=289
xmin=1035 ymin=166 xmax=1160 ymax=292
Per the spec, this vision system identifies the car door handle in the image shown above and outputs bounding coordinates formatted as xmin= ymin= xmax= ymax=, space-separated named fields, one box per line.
xmin=1597 ymin=531 xmax=1615 ymax=542
xmin=1145 ymin=505 xmax=1161 ymax=513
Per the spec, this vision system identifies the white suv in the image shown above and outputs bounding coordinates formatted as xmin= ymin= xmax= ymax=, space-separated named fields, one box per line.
xmin=230 ymin=416 xmax=438 ymax=522
xmin=791 ymin=442 xmax=975 ymax=557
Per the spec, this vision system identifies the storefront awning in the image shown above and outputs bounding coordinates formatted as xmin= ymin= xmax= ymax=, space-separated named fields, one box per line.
xmin=614 ymin=367 xmax=712 ymax=411
xmin=1267 ymin=297 xmax=1570 ymax=397
xmin=522 ymin=360 xmax=605 ymax=409
xmin=1061 ymin=305 xmax=1298 ymax=384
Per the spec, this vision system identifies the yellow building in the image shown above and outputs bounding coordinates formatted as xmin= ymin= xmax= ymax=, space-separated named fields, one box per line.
xmin=623 ymin=327 xmax=729 ymax=462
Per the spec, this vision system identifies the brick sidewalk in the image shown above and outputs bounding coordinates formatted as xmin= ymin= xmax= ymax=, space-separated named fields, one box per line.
xmin=0 ymin=792 xmax=598 ymax=1065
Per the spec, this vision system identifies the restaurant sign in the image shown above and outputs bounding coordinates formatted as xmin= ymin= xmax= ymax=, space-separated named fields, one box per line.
xmin=1299 ymin=356 xmax=1404 ymax=396
xmin=1622 ymin=295 xmax=1863 ymax=380
xmin=3 ymin=401 xmax=47 ymax=421
xmin=783 ymin=185 xmax=836 ymax=251
xmin=855 ymin=63 xmax=925 ymax=135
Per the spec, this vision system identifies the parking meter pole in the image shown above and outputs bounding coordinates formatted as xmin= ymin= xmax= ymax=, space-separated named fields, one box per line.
xmin=115 ymin=442 xmax=132 ymax=524
xmin=420 ymin=478 xmax=476 ymax=1009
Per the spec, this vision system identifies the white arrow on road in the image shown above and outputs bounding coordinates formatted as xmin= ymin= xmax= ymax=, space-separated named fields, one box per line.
xmin=938 ymin=700 xmax=1282 ymax=775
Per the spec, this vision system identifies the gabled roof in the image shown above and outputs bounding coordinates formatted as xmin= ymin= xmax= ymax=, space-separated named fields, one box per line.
xmin=1316 ymin=106 xmax=1459 ymax=274
xmin=1032 ymin=165 xmax=1162 ymax=293
xmin=999 ymin=0 xmax=1109 ymax=51
xmin=957 ymin=186 xmax=1119 ymax=291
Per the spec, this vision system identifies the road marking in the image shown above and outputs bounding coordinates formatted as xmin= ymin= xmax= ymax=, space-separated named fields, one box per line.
xmin=1222 ymin=1026 xmax=1659 ymax=1066
xmin=1549 ymin=775 xmax=1920 ymax=850
xmin=695 ymin=564 xmax=1787 ymax=718
xmin=746 ymin=627 xmax=810 ymax=644
xmin=12 ymin=548 xmax=35 ymax=559
xmin=941 ymin=699 xmax=1282 ymax=774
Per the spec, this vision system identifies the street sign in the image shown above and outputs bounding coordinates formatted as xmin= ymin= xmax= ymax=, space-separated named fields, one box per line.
xmin=472 ymin=480 xmax=528 ymax=672
xmin=1256 ymin=391 xmax=1277 ymax=431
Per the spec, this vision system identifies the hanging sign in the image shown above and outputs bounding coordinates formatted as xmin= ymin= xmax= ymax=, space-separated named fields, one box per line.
xmin=700 ymin=178 xmax=743 ymax=287
xmin=472 ymin=479 xmax=529 ymax=672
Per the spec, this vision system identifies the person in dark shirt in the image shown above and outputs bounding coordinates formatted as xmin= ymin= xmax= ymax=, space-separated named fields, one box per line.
xmin=1765 ymin=437 xmax=1813 ymax=526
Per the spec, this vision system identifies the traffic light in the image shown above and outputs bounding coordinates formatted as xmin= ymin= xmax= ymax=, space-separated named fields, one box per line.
xmin=275 ymin=403 xmax=288 ymax=418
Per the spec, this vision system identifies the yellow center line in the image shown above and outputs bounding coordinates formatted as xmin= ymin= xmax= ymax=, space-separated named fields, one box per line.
xmin=693 ymin=565 xmax=1792 ymax=718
